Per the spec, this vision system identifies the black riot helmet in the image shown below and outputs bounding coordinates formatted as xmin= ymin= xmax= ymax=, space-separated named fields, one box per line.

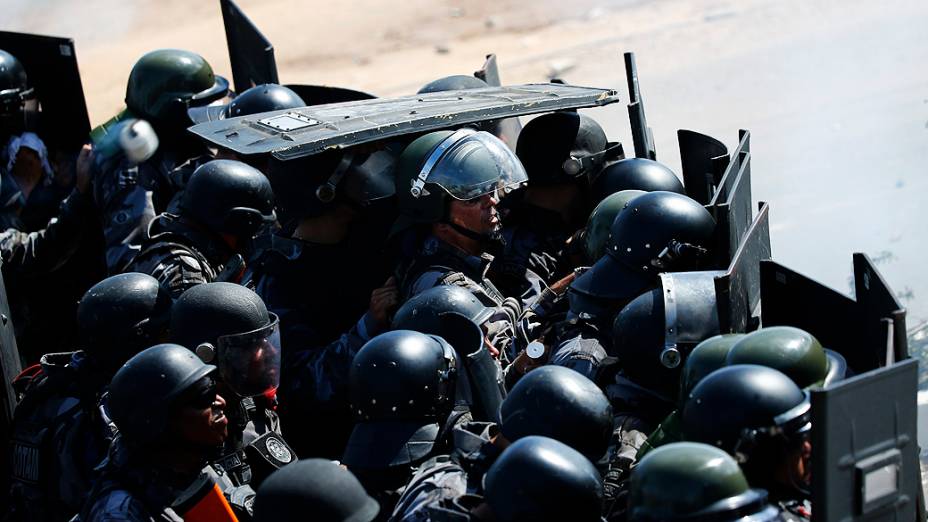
xmin=125 ymin=49 xmax=229 ymax=129
xmin=188 ymin=83 xmax=306 ymax=124
xmin=267 ymin=144 xmax=399 ymax=225
xmin=342 ymin=330 xmax=460 ymax=470
xmin=499 ymin=366 xmax=612 ymax=461
xmin=612 ymin=272 xmax=722 ymax=400
xmin=0 ymin=49 xmax=34 ymax=118
xmin=77 ymin=273 xmax=173 ymax=369
xmin=589 ymin=158 xmax=684 ymax=207
xmin=484 ymin=436 xmax=604 ymax=522
xmin=417 ymin=75 xmax=488 ymax=94
xmin=682 ymin=364 xmax=811 ymax=496
xmin=392 ymin=284 xmax=495 ymax=334
xmin=628 ymin=442 xmax=781 ymax=522
xmin=179 ymin=159 xmax=276 ymax=241
xmin=253 ymin=459 xmax=379 ymax=522
xmin=570 ymin=191 xmax=715 ymax=312
xmin=107 ymin=343 xmax=217 ymax=446
xmin=516 ymin=111 xmax=619 ymax=185
xmin=170 ymin=283 xmax=280 ymax=398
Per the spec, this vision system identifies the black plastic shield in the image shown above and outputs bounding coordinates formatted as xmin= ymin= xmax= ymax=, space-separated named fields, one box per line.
xmin=711 ymin=138 xmax=754 ymax=269
xmin=188 ymin=84 xmax=620 ymax=160
xmin=677 ymin=129 xmax=729 ymax=205
xmin=0 ymin=261 xmax=21 ymax=431
xmin=220 ymin=0 xmax=279 ymax=93
xmin=714 ymin=202 xmax=771 ymax=334
xmin=811 ymin=359 xmax=919 ymax=522
xmin=474 ymin=54 xmax=522 ymax=151
xmin=625 ymin=52 xmax=656 ymax=160
xmin=708 ymin=130 xmax=751 ymax=208
xmin=760 ymin=257 xmax=899 ymax=374
xmin=0 ymin=30 xmax=90 ymax=154
xmin=853 ymin=253 xmax=908 ymax=363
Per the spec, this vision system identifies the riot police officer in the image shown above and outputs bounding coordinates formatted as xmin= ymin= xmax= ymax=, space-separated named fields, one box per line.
xmin=391 ymin=365 xmax=611 ymax=520
xmin=627 ymin=442 xmax=783 ymax=521
xmin=92 ymin=49 xmax=229 ymax=271
xmin=682 ymin=365 xmax=813 ymax=508
xmin=7 ymin=273 xmax=171 ymax=521
xmin=489 ymin=111 xmax=620 ymax=297
xmin=169 ymin=282 xmax=292 ymax=517
xmin=342 ymin=330 xmax=466 ymax=517
xmin=252 ymin=459 xmax=380 ymax=522
xmin=726 ymin=326 xmax=844 ymax=388
xmin=581 ymin=189 xmax=646 ymax=265
xmin=82 ymin=344 xmax=231 ymax=521
xmin=548 ymin=191 xmax=716 ymax=386
xmin=391 ymin=128 xmax=528 ymax=312
xmin=125 ymin=159 xmax=275 ymax=296
xmin=395 ymin=436 xmax=604 ymax=522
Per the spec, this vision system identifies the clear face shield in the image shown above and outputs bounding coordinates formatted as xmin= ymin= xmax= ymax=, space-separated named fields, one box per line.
xmin=410 ymin=128 xmax=528 ymax=201
xmin=215 ymin=313 xmax=282 ymax=398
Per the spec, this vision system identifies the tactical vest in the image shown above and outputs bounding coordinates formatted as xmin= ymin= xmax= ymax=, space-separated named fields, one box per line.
xmin=396 ymin=237 xmax=505 ymax=307
xmin=8 ymin=352 xmax=111 ymax=521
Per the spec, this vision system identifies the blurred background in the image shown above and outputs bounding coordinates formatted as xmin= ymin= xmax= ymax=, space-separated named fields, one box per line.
xmin=4 ymin=0 xmax=928 ymax=377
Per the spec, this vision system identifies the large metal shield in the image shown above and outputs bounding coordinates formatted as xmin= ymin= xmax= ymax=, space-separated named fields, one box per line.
xmin=187 ymin=83 xmax=620 ymax=160
xmin=713 ymin=202 xmax=771 ymax=333
xmin=811 ymin=359 xmax=920 ymax=521
xmin=677 ymin=129 xmax=728 ymax=205
xmin=220 ymin=0 xmax=279 ymax=93
xmin=0 ymin=30 xmax=90 ymax=154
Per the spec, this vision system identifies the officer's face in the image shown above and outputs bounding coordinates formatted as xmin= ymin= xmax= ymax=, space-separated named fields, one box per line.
xmin=171 ymin=376 xmax=229 ymax=448
xmin=448 ymin=190 xmax=501 ymax=236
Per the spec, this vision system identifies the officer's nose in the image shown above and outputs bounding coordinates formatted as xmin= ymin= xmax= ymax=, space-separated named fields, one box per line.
xmin=213 ymin=392 xmax=227 ymax=410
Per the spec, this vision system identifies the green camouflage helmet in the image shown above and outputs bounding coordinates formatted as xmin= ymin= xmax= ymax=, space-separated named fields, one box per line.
xmin=629 ymin=442 xmax=781 ymax=522
xmin=680 ymin=333 xmax=746 ymax=403
xmin=392 ymin=128 xmax=527 ymax=234
xmin=125 ymin=49 xmax=229 ymax=127
xmin=726 ymin=326 xmax=827 ymax=389
xmin=583 ymin=189 xmax=646 ymax=263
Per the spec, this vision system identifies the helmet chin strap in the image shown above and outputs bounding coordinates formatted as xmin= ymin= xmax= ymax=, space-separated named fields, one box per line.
xmin=444 ymin=220 xmax=505 ymax=246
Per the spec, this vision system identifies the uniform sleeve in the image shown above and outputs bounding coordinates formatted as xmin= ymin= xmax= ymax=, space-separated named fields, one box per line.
xmin=0 ymin=189 xmax=95 ymax=277
xmin=84 ymin=489 xmax=157 ymax=522
xmin=277 ymin=313 xmax=373 ymax=415
xmin=390 ymin=457 xmax=468 ymax=522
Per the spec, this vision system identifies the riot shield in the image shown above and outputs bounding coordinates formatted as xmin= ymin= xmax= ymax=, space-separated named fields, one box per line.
xmin=853 ymin=253 xmax=908 ymax=363
xmin=677 ymin=129 xmax=729 ymax=205
xmin=0 ymin=31 xmax=91 ymax=154
xmin=220 ymin=0 xmax=279 ymax=93
xmin=710 ymin=135 xmax=754 ymax=268
xmin=474 ymin=53 xmax=522 ymax=151
xmin=707 ymin=129 xmax=750 ymax=208
xmin=0 ymin=260 xmax=22 ymax=431
xmin=624 ymin=52 xmax=656 ymax=160
xmin=811 ymin=359 xmax=920 ymax=521
xmin=713 ymin=202 xmax=771 ymax=333
xmin=760 ymin=256 xmax=903 ymax=374
xmin=188 ymin=83 xmax=620 ymax=160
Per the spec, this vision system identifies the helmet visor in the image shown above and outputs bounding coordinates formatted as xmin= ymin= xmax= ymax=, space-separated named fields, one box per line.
xmin=217 ymin=313 xmax=282 ymax=397
xmin=412 ymin=129 xmax=528 ymax=201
